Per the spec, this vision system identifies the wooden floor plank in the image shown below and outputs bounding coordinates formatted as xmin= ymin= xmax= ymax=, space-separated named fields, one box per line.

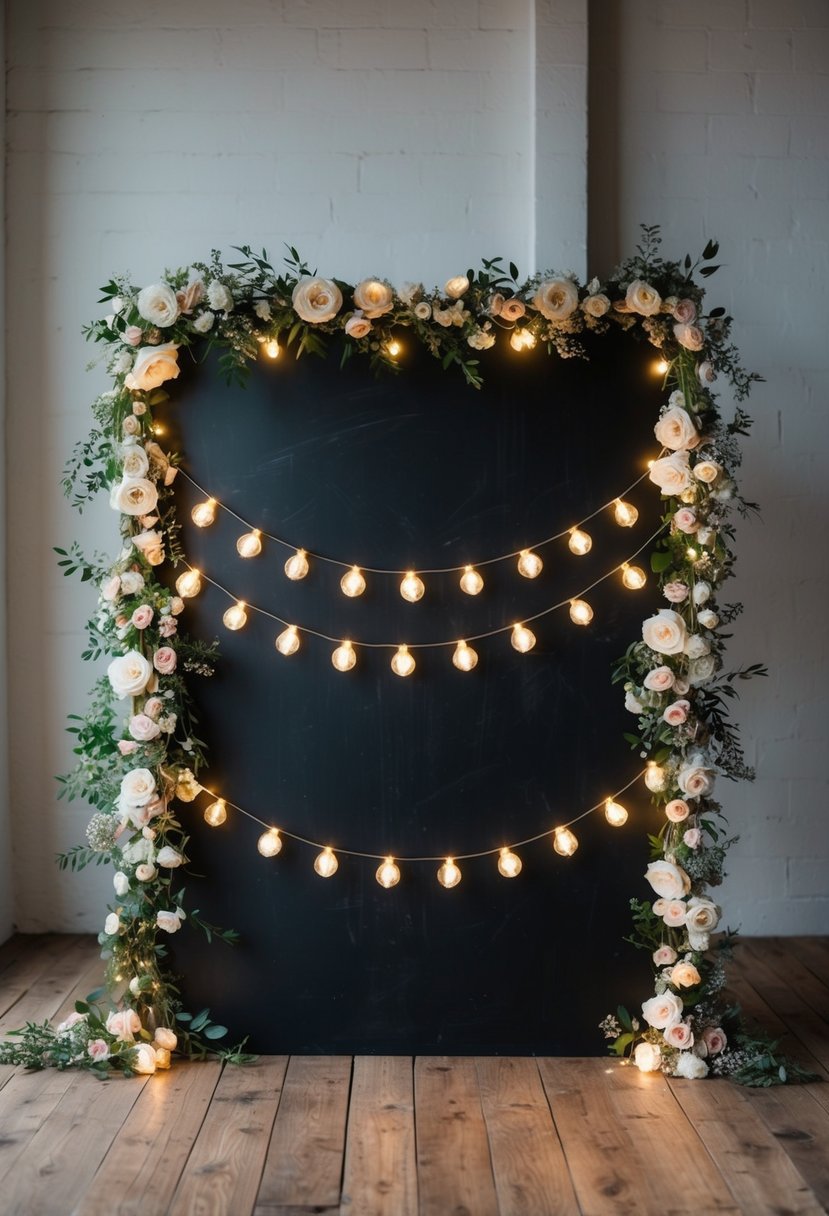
xmin=0 ymin=933 xmax=66 ymax=980
xmin=668 ymin=1075 xmax=826 ymax=1215
xmin=255 ymin=1055 xmax=352 ymax=1214
xmin=73 ymin=1059 xmax=224 ymax=1216
xmin=730 ymin=944 xmax=829 ymax=1074
xmin=741 ymin=938 xmax=829 ymax=1023
xmin=339 ymin=1056 xmax=416 ymax=1216
xmin=741 ymin=1082 xmax=829 ymax=1212
xmin=167 ymin=1057 xmax=288 ymax=1216
xmin=538 ymin=1058 xmax=738 ymax=1215
xmin=787 ymin=936 xmax=829 ymax=985
xmin=414 ymin=1056 xmax=499 ymax=1216
xmin=0 ymin=934 xmax=84 ymax=1023
xmin=476 ymin=1056 xmax=580 ymax=1216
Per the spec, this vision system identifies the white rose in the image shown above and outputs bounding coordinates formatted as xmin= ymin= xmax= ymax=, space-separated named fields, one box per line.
xmin=688 ymin=654 xmax=717 ymax=685
xmin=467 ymin=328 xmax=496 ymax=350
xmin=582 ymin=293 xmax=610 ymax=318
xmin=137 ymin=283 xmax=179 ymax=327
xmin=685 ymin=896 xmax=720 ymax=934
xmin=413 ymin=301 xmax=431 ymax=320
xmin=692 ymin=581 xmax=711 ymax=605
xmin=192 ymin=310 xmax=215 ymax=334
xmin=104 ymin=911 xmax=121 ymax=935
xmin=674 ymin=1051 xmax=708 ymax=1079
xmin=625 ymin=690 xmax=644 ymax=714
xmin=352 ymin=279 xmax=394 ymax=318
xmin=654 ymin=407 xmax=700 ymax=452
xmin=633 ymin=1041 xmax=663 ymax=1072
xmin=120 ymin=571 xmax=145 ymax=595
xmin=131 ymin=1043 xmax=157 ymax=1075
xmin=110 ymin=477 xmax=159 ymax=517
xmin=156 ymin=908 xmax=185 ymax=933
xmin=254 ymin=299 xmax=272 ymax=320
xmin=292 ymin=277 xmax=343 ymax=324
xmin=444 ymin=275 xmax=470 ymax=299
xmin=121 ymin=837 xmax=154 ymax=866
xmin=153 ymin=1027 xmax=178 ymax=1051
xmin=697 ymin=609 xmax=719 ymax=629
xmin=108 ymin=650 xmax=153 ymax=699
xmin=684 ymin=634 xmax=711 ymax=659
xmin=120 ymin=768 xmax=157 ymax=807
xmin=625 ymin=279 xmax=662 ymax=316
xmin=124 ymin=343 xmax=180 ymax=392
xmin=645 ymin=860 xmax=691 ymax=900
xmin=693 ymin=459 xmax=721 ymax=483
xmin=642 ymin=610 xmax=687 ymax=656
xmin=649 ymin=452 xmax=692 ymax=495
xmin=677 ymin=758 xmax=714 ymax=798
xmin=397 ymin=282 xmax=421 ymax=305
xmin=113 ymin=871 xmax=130 ymax=897
xmin=156 ymin=846 xmax=183 ymax=869
xmin=641 ymin=991 xmax=683 ymax=1030
xmin=121 ymin=445 xmax=150 ymax=479
xmin=134 ymin=863 xmax=156 ymax=883
xmin=532 ymin=278 xmax=579 ymax=323
xmin=207 ymin=281 xmax=234 ymax=312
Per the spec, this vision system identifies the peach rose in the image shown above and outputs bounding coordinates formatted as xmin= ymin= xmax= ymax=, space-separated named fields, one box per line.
xmin=352 ymin=279 xmax=394 ymax=318
xmin=665 ymin=799 xmax=690 ymax=823
xmin=670 ymin=961 xmax=701 ymax=988
xmin=124 ymin=343 xmax=180 ymax=392
xmin=644 ymin=666 xmax=675 ymax=692
xmin=663 ymin=699 xmax=691 ymax=726
xmin=532 ymin=278 xmax=579 ymax=322
xmin=642 ymin=609 xmax=687 ymax=656
xmin=662 ymin=900 xmax=689 ymax=927
xmin=653 ymin=945 xmax=677 ymax=966
xmin=645 ymin=860 xmax=691 ymax=900
xmin=649 ymin=451 xmax=692 ymax=495
xmin=291 ymin=277 xmax=343 ymax=324
xmin=654 ymin=407 xmax=700 ymax=452
xmin=344 ymin=313 xmax=372 ymax=339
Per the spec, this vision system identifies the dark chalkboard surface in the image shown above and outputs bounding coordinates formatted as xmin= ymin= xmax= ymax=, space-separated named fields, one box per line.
xmin=162 ymin=328 xmax=664 ymax=1053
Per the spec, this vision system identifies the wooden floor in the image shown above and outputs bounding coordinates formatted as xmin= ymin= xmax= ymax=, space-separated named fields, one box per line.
xmin=1 ymin=936 xmax=828 ymax=1215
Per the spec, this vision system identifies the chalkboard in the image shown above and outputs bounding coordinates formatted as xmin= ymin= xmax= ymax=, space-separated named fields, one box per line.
xmin=162 ymin=328 xmax=664 ymax=1054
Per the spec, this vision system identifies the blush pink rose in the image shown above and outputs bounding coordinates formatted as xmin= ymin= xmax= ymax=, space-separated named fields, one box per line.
xmin=673 ymin=508 xmax=700 ymax=534
xmin=123 ymin=325 xmax=144 ymax=347
xmin=673 ymin=298 xmax=697 ymax=323
xmin=674 ymin=322 xmax=705 ymax=351
xmin=653 ymin=945 xmax=677 ymax=966
xmin=683 ymin=827 xmax=702 ymax=849
xmin=344 ymin=313 xmax=372 ymax=340
xmin=500 ymin=298 xmax=526 ymax=322
xmin=128 ymin=714 xmax=161 ymax=742
xmin=644 ymin=666 xmax=675 ymax=692
xmin=663 ymin=581 xmax=689 ymax=603
xmin=131 ymin=605 xmax=154 ymax=630
xmin=665 ymin=799 xmax=691 ymax=823
xmin=101 ymin=575 xmax=121 ymax=602
xmin=662 ymin=900 xmax=688 ymax=927
xmin=664 ymin=1020 xmax=694 ymax=1049
xmin=158 ymin=615 xmax=178 ymax=638
xmin=701 ymin=1026 xmax=727 ymax=1055
xmin=663 ymin=699 xmax=691 ymax=726
xmin=153 ymin=647 xmax=177 ymax=674
xmin=117 ymin=739 xmax=140 ymax=756
xmin=87 ymin=1038 xmax=110 ymax=1061
xmin=143 ymin=696 xmax=163 ymax=719
xmin=105 ymin=1008 xmax=142 ymax=1042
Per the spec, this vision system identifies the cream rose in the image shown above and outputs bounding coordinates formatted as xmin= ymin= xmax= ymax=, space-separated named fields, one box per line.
xmin=467 ymin=329 xmax=496 ymax=350
xmin=644 ymin=666 xmax=675 ymax=692
xmin=633 ymin=1041 xmax=662 ymax=1072
xmin=500 ymin=297 xmax=526 ymax=322
xmin=625 ymin=690 xmax=644 ymax=714
xmin=292 ymin=277 xmax=343 ymax=324
xmin=444 ymin=275 xmax=469 ymax=299
xmin=649 ymin=451 xmax=692 ymax=495
xmin=153 ymin=1026 xmax=178 ymax=1051
xmin=124 ymin=343 xmax=180 ymax=392
xmin=135 ymin=862 xmax=157 ymax=882
xmin=110 ymin=477 xmax=159 ymax=517
xmin=153 ymin=1046 xmax=172 ymax=1070
xmin=665 ymin=798 xmax=690 ymax=823
xmin=626 ymin=279 xmax=662 ymax=316
xmin=645 ymin=860 xmax=691 ymax=900
xmin=132 ymin=1043 xmax=157 ymax=1074
xmin=413 ymin=301 xmax=431 ymax=320
xmin=120 ymin=768 xmax=156 ymax=806
xmin=137 ymin=283 xmax=179 ymax=327
xmin=664 ymin=1021 xmax=694 ymax=1049
xmin=677 ymin=758 xmax=714 ymax=798
xmin=582 ymin=293 xmax=610 ymax=318
xmin=673 ymin=298 xmax=697 ymax=323
xmin=674 ymin=1051 xmax=708 ymax=1079
xmin=532 ymin=278 xmax=579 ymax=322
xmin=156 ymin=908 xmax=185 ymax=933
xmin=106 ymin=1008 xmax=142 ymax=1042
xmin=156 ymin=846 xmax=183 ymax=869
xmin=693 ymin=459 xmax=721 ymax=483
xmin=663 ymin=581 xmax=689 ymax=604
xmin=697 ymin=609 xmax=719 ymax=630
xmin=192 ymin=311 xmax=214 ymax=334
xmin=663 ymin=699 xmax=690 ymax=726
xmin=692 ymin=581 xmax=711 ymax=605
xmin=642 ymin=609 xmax=687 ymax=656
xmin=128 ymin=714 xmax=161 ymax=742
xmin=344 ymin=313 xmax=372 ymax=339
xmin=353 ymin=279 xmax=394 ymax=317
xmin=120 ymin=570 xmax=145 ymax=595
xmin=122 ymin=445 xmax=150 ymax=478
xmin=662 ymin=900 xmax=688 ymax=927
xmin=670 ymin=961 xmax=701 ymax=989
xmin=698 ymin=360 xmax=716 ymax=384
xmin=683 ymin=827 xmax=702 ymax=849
xmin=685 ymin=896 xmax=720 ymax=934
xmin=642 ymin=991 xmax=683 ymax=1029
xmin=108 ymin=650 xmax=153 ymax=699
xmin=684 ymin=634 xmax=710 ymax=659
xmin=674 ymin=322 xmax=705 ymax=351
xmin=653 ymin=945 xmax=677 ymax=966
xmin=689 ymin=655 xmax=717 ymax=685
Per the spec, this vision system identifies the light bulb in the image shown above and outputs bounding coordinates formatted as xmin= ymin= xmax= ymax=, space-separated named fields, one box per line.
xmin=437 ymin=858 xmax=462 ymax=888
xmin=400 ymin=571 xmax=425 ymax=602
xmin=517 ymin=549 xmax=543 ymax=579
xmin=387 ymin=339 xmax=402 ymax=358
xmin=686 ymin=547 xmax=698 ymax=560
xmin=605 ymin=799 xmax=629 ymax=827
xmin=257 ymin=828 xmax=283 ymax=857
xmin=511 ymin=623 xmax=536 ymax=653
xmin=497 ymin=847 xmax=522 ymax=878
xmin=332 ymin=641 xmax=356 ymax=672
xmin=613 ymin=499 xmax=639 ymax=528
xmin=621 ymin=563 xmax=647 ymax=590
xmin=654 ymin=359 xmax=669 ymax=375
xmin=284 ymin=549 xmax=309 ymax=580
xmin=340 ymin=566 xmax=366 ymax=597
xmin=391 ymin=645 xmax=416 ymax=677
xmin=459 ymin=565 xmax=484 ymax=596
xmin=204 ymin=799 xmax=227 ymax=827
xmin=175 ymin=569 xmax=202 ymax=598
xmin=568 ymin=528 xmax=592 ymax=556
xmin=191 ymin=498 xmax=217 ymax=528
xmin=236 ymin=529 xmax=262 ymax=558
xmin=645 ymin=763 xmax=666 ymax=792
xmin=553 ymin=826 xmax=578 ymax=856
xmin=275 ymin=625 xmax=300 ymax=656
xmin=452 ymin=640 xmax=478 ymax=672
xmin=376 ymin=857 xmax=401 ymax=888
xmin=510 ymin=329 xmax=536 ymax=351
xmin=223 ymin=601 xmax=247 ymax=631
xmin=265 ymin=339 xmax=280 ymax=359
xmin=569 ymin=599 xmax=593 ymax=625
xmin=314 ymin=847 xmax=338 ymax=878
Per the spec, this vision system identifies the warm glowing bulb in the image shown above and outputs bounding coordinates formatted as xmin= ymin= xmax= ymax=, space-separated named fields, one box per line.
xmin=621 ymin=563 xmax=647 ymax=590
xmin=497 ymin=847 xmax=522 ymax=878
xmin=223 ymin=601 xmax=248 ymax=631
xmin=605 ymin=799 xmax=629 ymax=827
xmin=387 ymin=339 xmax=402 ymax=358
xmin=687 ymin=547 xmax=698 ymax=560
xmin=314 ymin=847 xmax=339 ymax=878
xmin=191 ymin=498 xmax=217 ymax=528
xmin=204 ymin=799 xmax=227 ymax=827
xmin=517 ymin=549 xmax=543 ymax=579
xmin=645 ymin=762 xmax=667 ymax=792
xmin=654 ymin=359 xmax=669 ymax=375
xmin=569 ymin=598 xmax=593 ymax=625
xmin=437 ymin=858 xmax=462 ymax=888
xmin=332 ymin=641 xmax=356 ymax=672
xmin=275 ymin=625 xmax=300 ymax=656
xmin=400 ymin=571 xmax=425 ymax=602
xmin=340 ymin=566 xmax=366 ymax=597
xmin=511 ymin=623 xmax=536 ymax=653
xmin=376 ymin=857 xmax=401 ymax=888
xmin=257 ymin=828 xmax=283 ymax=857
xmin=265 ymin=339 xmax=280 ymax=359
xmin=236 ymin=529 xmax=262 ymax=558
xmin=568 ymin=527 xmax=592 ymax=556
xmin=391 ymin=645 xmax=416 ymax=677
xmin=459 ymin=565 xmax=484 ymax=596
xmin=510 ymin=329 xmax=536 ymax=351
xmin=553 ymin=827 xmax=578 ymax=856
xmin=613 ymin=498 xmax=639 ymax=527
xmin=452 ymin=640 xmax=478 ymax=672
xmin=284 ymin=549 xmax=309 ymax=580
xmin=175 ymin=569 xmax=202 ymax=598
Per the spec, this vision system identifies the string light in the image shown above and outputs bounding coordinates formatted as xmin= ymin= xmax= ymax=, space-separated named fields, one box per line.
xmin=332 ymin=640 xmax=356 ymax=672
xmin=511 ymin=623 xmax=536 ymax=653
xmin=553 ymin=826 xmax=578 ymax=856
xmin=390 ymin=645 xmax=416 ymax=677
xmin=284 ymin=549 xmax=310 ymax=580
xmin=645 ymin=762 xmax=667 ymax=792
xmin=613 ymin=499 xmax=639 ymax=528
xmin=510 ymin=329 xmax=536 ymax=352
xmin=459 ymin=565 xmax=484 ymax=596
xmin=265 ymin=339 xmax=280 ymax=359
xmin=222 ymin=601 xmax=248 ymax=630
xmin=191 ymin=498 xmax=217 ymax=528
xmin=175 ymin=569 xmax=202 ymax=598
xmin=275 ymin=625 xmax=300 ymax=656
xmin=386 ymin=339 xmax=402 ymax=358
xmin=400 ymin=571 xmax=425 ymax=602
xmin=569 ymin=598 xmax=593 ymax=625
xmin=340 ymin=566 xmax=366 ymax=597
xmin=604 ymin=799 xmax=629 ymax=827
xmin=437 ymin=858 xmax=462 ymax=888
xmin=517 ymin=549 xmax=543 ymax=579
xmin=686 ymin=547 xmax=698 ymax=560
xmin=204 ymin=799 xmax=227 ymax=827
xmin=257 ymin=828 xmax=283 ymax=856
xmin=376 ymin=857 xmax=401 ymax=888
xmin=654 ymin=359 xmax=669 ymax=375
xmin=314 ymin=847 xmax=338 ymax=878
xmin=568 ymin=527 xmax=592 ymax=556
xmin=621 ymin=562 xmax=647 ymax=590
xmin=236 ymin=529 xmax=262 ymax=558
xmin=452 ymin=640 xmax=478 ymax=671
xmin=497 ymin=847 xmax=522 ymax=878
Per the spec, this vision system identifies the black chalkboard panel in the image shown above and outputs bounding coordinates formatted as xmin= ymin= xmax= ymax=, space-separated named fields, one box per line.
xmin=162 ymin=328 xmax=664 ymax=1054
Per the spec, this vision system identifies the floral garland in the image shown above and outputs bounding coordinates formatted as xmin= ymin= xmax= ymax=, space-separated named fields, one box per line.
xmin=1 ymin=227 xmax=805 ymax=1084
